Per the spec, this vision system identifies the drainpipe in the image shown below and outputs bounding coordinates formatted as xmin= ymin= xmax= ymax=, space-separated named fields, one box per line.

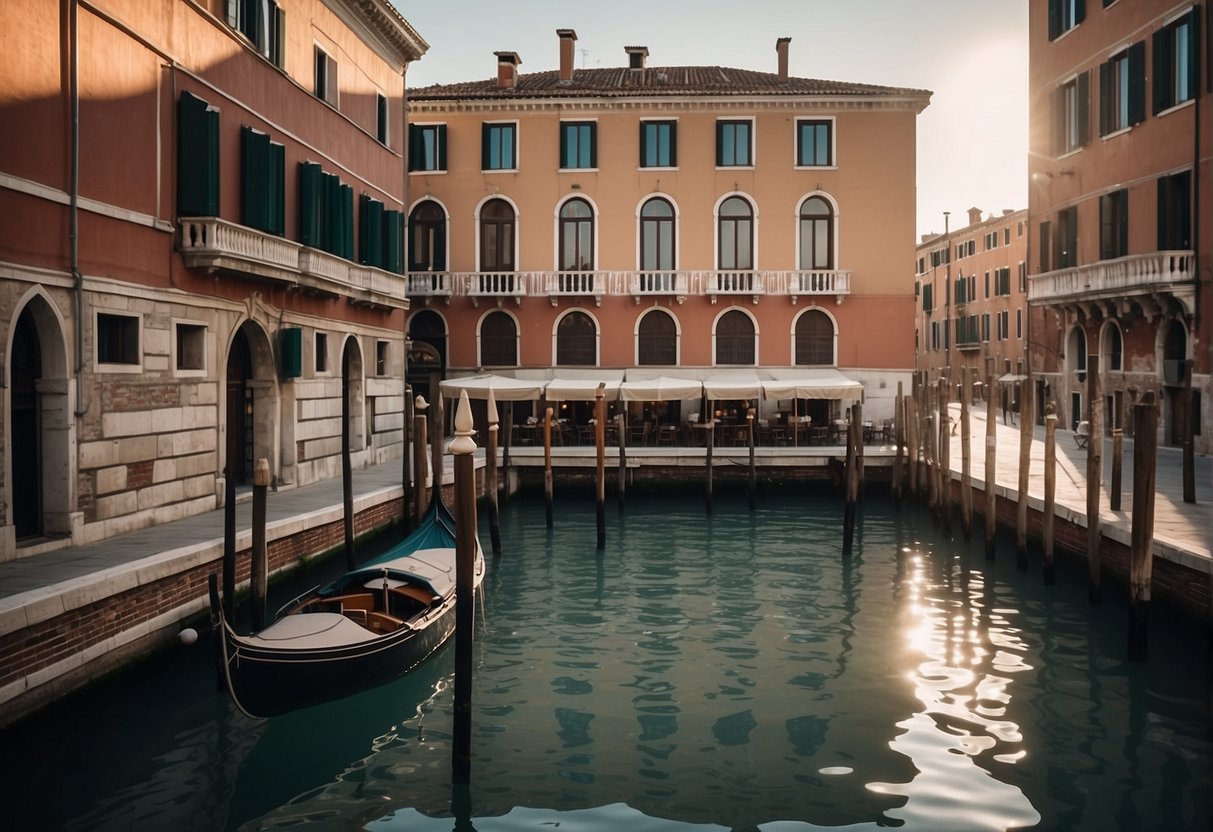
xmin=70 ymin=0 xmax=87 ymax=417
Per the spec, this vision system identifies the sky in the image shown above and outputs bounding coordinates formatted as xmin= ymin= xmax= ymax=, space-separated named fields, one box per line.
xmin=394 ymin=0 xmax=1028 ymax=242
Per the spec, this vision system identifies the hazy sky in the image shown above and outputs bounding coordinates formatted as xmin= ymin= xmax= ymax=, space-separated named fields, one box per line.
xmin=396 ymin=0 xmax=1028 ymax=241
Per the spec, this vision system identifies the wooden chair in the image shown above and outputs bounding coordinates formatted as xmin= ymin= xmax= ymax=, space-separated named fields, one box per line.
xmin=1074 ymin=420 xmax=1090 ymax=449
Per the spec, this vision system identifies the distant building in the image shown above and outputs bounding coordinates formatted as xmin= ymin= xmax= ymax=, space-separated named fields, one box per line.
xmin=1027 ymin=0 xmax=1209 ymax=450
xmin=0 ymin=0 xmax=425 ymax=558
xmin=915 ymin=207 xmax=1029 ymax=410
xmin=405 ymin=32 xmax=930 ymax=430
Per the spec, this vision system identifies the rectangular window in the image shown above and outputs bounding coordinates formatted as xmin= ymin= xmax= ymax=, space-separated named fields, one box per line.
xmin=1158 ymin=170 xmax=1192 ymax=250
xmin=1016 ymin=309 xmax=1023 ymax=339
xmin=716 ymin=119 xmax=753 ymax=167
xmin=376 ymin=93 xmax=389 ymax=145
xmin=796 ymin=119 xmax=833 ymax=166
xmin=175 ymin=322 xmax=207 ymax=373
xmin=226 ymin=0 xmax=284 ymax=67
xmin=408 ymin=124 xmax=447 ymax=172
xmin=1056 ymin=207 xmax=1078 ymax=268
xmin=177 ymin=91 xmax=220 ymax=217
xmin=931 ymin=321 xmax=940 ymax=351
xmin=560 ymin=121 xmax=597 ymax=169
xmin=315 ymin=332 xmax=328 ymax=374
xmin=922 ymin=283 xmax=934 ymax=312
xmin=97 ymin=312 xmax=140 ymax=367
xmin=1099 ymin=42 xmax=1145 ymax=135
xmin=359 ymin=194 xmax=385 ymax=268
xmin=1099 ymin=188 xmax=1129 ymax=260
xmin=1154 ymin=11 xmax=1198 ymax=114
xmin=376 ymin=340 xmax=389 ymax=376
xmin=1039 ymin=220 xmax=1053 ymax=272
xmin=1048 ymin=0 xmax=1085 ymax=41
xmin=1054 ymin=72 xmax=1090 ymax=154
xmin=640 ymin=120 xmax=677 ymax=167
xmin=1004 ymin=227 xmax=1011 ymax=245
xmin=240 ymin=126 xmax=285 ymax=235
xmin=1018 ymin=261 xmax=1027 ymax=293
xmin=984 ymin=271 xmax=990 ymax=298
xmin=482 ymin=122 xmax=517 ymax=171
xmin=982 ymin=313 xmax=991 ymax=342
xmin=314 ymin=46 xmax=338 ymax=107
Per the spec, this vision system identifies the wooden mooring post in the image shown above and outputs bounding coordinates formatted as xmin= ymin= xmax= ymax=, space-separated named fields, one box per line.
xmin=747 ymin=408 xmax=757 ymax=511
xmin=906 ymin=385 xmax=920 ymax=501
xmin=342 ymin=373 xmax=355 ymax=571
xmin=854 ymin=400 xmax=865 ymax=503
xmin=543 ymin=406 xmax=554 ymax=528
xmin=616 ymin=413 xmax=626 ymax=508
xmin=842 ymin=405 xmax=859 ymax=555
xmin=1182 ymin=359 xmax=1195 ymax=504
xmin=450 ymin=391 xmax=477 ymax=784
xmin=960 ymin=376 xmax=972 ymax=541
xmin=925 ymin=382 xmax=938 ymax=516
xmin=251 ymin=458 xmax=270 ymax=632
xmin=937 ymin=376 xmax=950 ymax=533
xmin=1015 ymin=376 xmax=1033 ymax=570
xmin=222 ymin=464 xmax=236 ymax=625
xmin=485 ymin=389 xmax=502 ymax=557
xmin=892 ymin=382 xmax=905 ymax=506
xmin=431 ymin=392 xmax=445 ymax=496
xmin=595 ymin=384 xmax=606 ymax=549
xmin=1043 ymin=406 xmax=1057 ymax=585
xmin=1086 ymin=354 xmax=1103 ymax=603
xmin=413 ymin=396 xmax=429 ymax=524
xmin=1128 ymin=392 xmax=1158 ymax=661
xmin=984 ymin=374 xmax=997 ymax=560
xmin=705 ymin=420 xmax=714 ymax=514
xmin=501 ymin=406 xmax=513 ymax=502
xmin=401 ymin=385 xmax=413 ymax=534
xmin=1110 ymin=428 xmax=1124 ymax=511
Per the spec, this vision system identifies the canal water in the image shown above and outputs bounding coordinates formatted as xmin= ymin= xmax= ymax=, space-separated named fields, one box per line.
xmin=5 ymin=488 xmax=1210 ymax=831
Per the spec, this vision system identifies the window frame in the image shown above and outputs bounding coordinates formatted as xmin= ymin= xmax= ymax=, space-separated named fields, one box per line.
xmin=313 ymin=44 xmax=338 ymax=108
xmin=713 ymin=308 xmax=757 ymax=367
xmin=479 ymin=309 xmax=519 ymax=368
xmin=1157 ymin=170 xmax=1192 ymax=251
xmin=555 ymin=310 xmax=598 ymax=367
xmin=639 ymin=119 xmax=678 ymax=169
xmin=226 ymin=0 xmax=284 ymax=68
xmin=376 ymin=92 xmax=389 ymax=146
xmin=375 ymin=340 xmax=389 ymax=376
xmin=173 ymin=319 xmax=209 ymax=377
xmin=715 ymin=118 xmax=755 ymax=168
xmin=481 ymin=121 xmax=519 ymax=172
xmin=717 ymin=195 xmax=755 ymax=271
xmin=557 ymin=197 xmax=596 ymax=272
xmin=408 ymin=123 xmax=447 ymax=173
xmin=315 ymin=332 xmax=329 ymax=375
xmin=636 ymin=309 xmax=679 ymax=366
xmin=1153 ymin=9 xmax=1198 ymax=115
xmin=639 ymin=196 xmax=676 ymax=273
xmin=794 ymin=117 xmax=835 ymax=168
xmin=798 ymin=194 xmax=836 ymax=271
xmin=559 ymin=120 xmax=597 ymax=170
xmin=794 ymin=308 xmax=835 ymax=366
xmin=1048 ymin=0 xmax=1085 ymax=41
xmin=408 ymin=199 xmax=448 ymax=272
xmin=96 ymin=311 xmax=142 ymax=372
xmin=1099 ymin=188 xmax=1129 ymax=260
xmin=1099 ymin=41 xmax=1145 ymax=137
xmin=478 ymin=197 xmax=517 ymax=273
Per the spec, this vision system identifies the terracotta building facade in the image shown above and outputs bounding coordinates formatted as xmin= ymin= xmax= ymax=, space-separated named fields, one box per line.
xmin=0 ymin=0 xmax=425 ymax=559
xmin=1027 ymin=0 xmax=1209 ymax=449
xmin=405 ymin=32 xmax=930 ymax=431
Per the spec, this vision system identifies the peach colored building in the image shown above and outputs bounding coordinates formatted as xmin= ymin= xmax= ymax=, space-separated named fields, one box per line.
xmin=915 ymin=207 xmax=1029 ymax=408
xmin=405 ymin=32 xmax=930 ymax=432
xmin=0 ymin=0 xmax=424 ymax=559
xmin=1027 ymin=0 xmax=1210 ymax=450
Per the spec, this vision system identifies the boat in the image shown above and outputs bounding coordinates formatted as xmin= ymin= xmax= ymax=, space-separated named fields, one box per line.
xmin=210 ymin=497 xmax=485 ymax=719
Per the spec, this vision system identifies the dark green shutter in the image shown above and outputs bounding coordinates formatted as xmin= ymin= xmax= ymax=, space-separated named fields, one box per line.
xmin=1074 ymin=0 xmax=1084 ymax=26
xmin=321 ymin=171 xmax=338 ymax=252
xmin=436 ymin=125 xmax=447 ymax=170
xmin=299 ymin=162 xmax=322 ymax=247
xmin=481 ymin=123 xmax=491 ymax=170
xmin=177 ymin=91 xmax=219 ymax=217
xmin=668 ymin=122 xmax=677 ymax=167
xmin=433 ymin=218 xmax=446 ymax=270
xmin=268 ymin=141 xmax=284 ymax=235
xmin=559 ymin=123 xmax=568 ymax=168
xmin=1076 ymin=71 xmax=1089 ymax=145
xmin=588 ymin=124 xmax=597 ymax=168
xmin=408 ymin=124 xmax=420 ymax=171
xmin=1152 ymin=27 xmax=1169 ymax=113
xmin=715 ymin=121 xmax=725 ymax=166
xmin=383 ymin=209 xmax=403 ymax=273
xmin=359 ymin=194 xmax=384 ymax=267
xmin=273 ymin=4 xmax=285 ymax=68
xmin=241 ymin=126 xmax=269 ymax=231
xmin=638 ymin=122 xmax=647 ymax=166
xmin=1127 ymin=41 xmax=1146 ymax=126
xmin=339 ymin=183 xmax=353 ymax=260
xmin=1098 ymin=60 xmax=1111 ymax=136
xmin=1048 ymin=0 xmax=1060 ymax=40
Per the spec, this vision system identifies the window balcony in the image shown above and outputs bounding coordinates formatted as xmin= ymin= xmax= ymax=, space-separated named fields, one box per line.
xmin=1029 ymin=251 xmax=1196 ymax=319
xmin=545 ymin=271 xmax=606 ymax=306
xmin=631 ymin=271 xmax=689 ymax=303
xmin=406 ymin=271 xmax=452 ymax=302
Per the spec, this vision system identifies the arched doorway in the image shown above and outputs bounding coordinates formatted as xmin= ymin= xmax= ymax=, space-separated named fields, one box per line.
xmin=342 ymin=336 xmax=365 ymax=453
xmin=226 ymin=328 xmax=253 ymax=485
xmin=407 ymin=310 xmax=446 ymax=405
xmin=11 ymin=313 xmax=42 ymax=538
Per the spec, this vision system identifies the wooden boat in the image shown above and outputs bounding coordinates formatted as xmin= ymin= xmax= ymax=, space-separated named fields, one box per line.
xmin=210 ymin=498 xmax=484 ymax=718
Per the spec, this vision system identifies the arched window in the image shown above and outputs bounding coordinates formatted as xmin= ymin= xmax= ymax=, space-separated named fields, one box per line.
xmin=1101 ymin=323 xmax=1123 ymax=372
xmin=479 ymin=199 xmax=515 ymax=272
xmin=717 ymin=196 xmax=753 ymax=271
xmin=1068 ymin=325 xmax=1087 ymax=381
xmin=1163 ymin=320 xmax=1187 ymax=383
xmin=480 ymin=311 xmax=517 ymax=367
xmin=637 ymin=310 xmax=677 ymax=365
xmin=715 ymin=309 xmax=755 ymax=365
xmin=557 ymin=311 xmax=597 ymax=366
xmin=640 ymin=198 xmax=675 ymax=271
xmin=799 ymin=196 xmax=834 ymax=270
xmin=408 ymin=201 xmax=446 ymax=271
xmin=795 ymin=310 xmax=834 ymax=365
xmin=559 ymin=198 xmax=594 ymax=271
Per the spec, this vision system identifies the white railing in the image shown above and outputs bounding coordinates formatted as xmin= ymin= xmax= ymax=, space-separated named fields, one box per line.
xmin=407 ymin=271 xmax=451 ymax=297
xmin=1029 ymin=251 xmax=1195 ymax=303
xmin=348 ymin=264 xmax=408 ymax=308
xmin=545 ymin=271 xmax=605 ymax=296
xmin=298 ymin=247 xmax=350 ymax=289
xmin=178 ymin=217 xmax=300 ymax=281
xmin=631 ymin=271 xmax=688 ymax=295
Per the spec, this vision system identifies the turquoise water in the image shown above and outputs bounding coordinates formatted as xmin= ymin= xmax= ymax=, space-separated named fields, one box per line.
xmin=5 ymin=489 xmax=1210 ymax=830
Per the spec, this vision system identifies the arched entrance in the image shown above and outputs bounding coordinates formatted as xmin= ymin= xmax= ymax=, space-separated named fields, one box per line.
xmin=226 ymin=328 xmax=253 ymax=485
xmin=224 ymin=320 xmax=278 ymax=487
xmin=407 ymin=310 xmax=446 ymax=405
xmin=11 ymin=313 xmax=42 ymax=538
xmin=342 ymin=336 xmax=365 ymax=453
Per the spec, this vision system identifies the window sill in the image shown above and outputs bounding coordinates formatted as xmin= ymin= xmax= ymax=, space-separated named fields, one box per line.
xmin=794 ymin=164 xmax=837 ymax=171
xmin=1100 ymin=125 xmax=1133 ymax=141
xmin=559 ymin=168 xmax=599 ymax=173
xmin=481 ymin=169 xmax=519 ymax=174
xmin=715 ymin=165 xmax=755 ymax=171
xmin=1156 ymin=98 xmax=1195 ymax=118
xmin=638 ymin=166 xmax=678 ymax=172
xmin=1057 ymin=147 xmax=1083 ymax=161
xmin=408 ymin=170 xmax=447 ymax=176
xmin=95 ymin=362 xmax=143 ymax=375
xmin=173 ymin=368 xmax=208 ymax=379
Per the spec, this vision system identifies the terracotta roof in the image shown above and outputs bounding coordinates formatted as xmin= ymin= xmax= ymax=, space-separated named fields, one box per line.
xmin=409 ymin=65 xmax=930 ymax=101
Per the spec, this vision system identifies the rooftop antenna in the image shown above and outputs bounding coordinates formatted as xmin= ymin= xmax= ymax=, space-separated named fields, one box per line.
xmin=580 ymin=48 xmax=589 ymax=69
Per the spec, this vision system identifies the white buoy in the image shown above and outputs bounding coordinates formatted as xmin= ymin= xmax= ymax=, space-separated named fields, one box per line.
xmin=178 ymin=628 xmax=198 ymax=646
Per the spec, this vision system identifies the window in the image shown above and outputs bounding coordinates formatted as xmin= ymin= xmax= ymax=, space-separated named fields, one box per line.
xmin=175 ymin=322 xmax=207 ymax=373
xmin=716 ymin=119 xmax=753 ymax=167
xmin=97 ymin=313 xmax=140 ymax=367
xmin=639 ymin=198 xmax=675 ymax=284
xmin=408 ymin=124 xmax=447 ymax=172
xmin=479 ymin=199 xmax=515 ymax=272
xmin=315 ymin=332 xmax=328 ymax=373
xmin=1154 ymin=11 xmax=1198 ymax=113
xmin=1099 ymin=188 xmax=1128 ymax=260
xmin=482 ymin=122 xmax=517 ymax=171
xmin=1018 ymin=261 xmax=1027 ymax=293
xmin=1039 ymin=220 xmax=1053 ymax=272
xmin=299 ymin=163 xmax=353 ymax=259
xmin=1016 ymin=310 xmax=1023 ymax=339
xmin=796 ymin=119 xmax=833 ymax=167
xmin=1054 ymin=72 xmax=1090 ymax=154
xmin=984 ymin=270 xmax=990 ymax=298
xmin=376 ymin=94 xmax=389 ymax=145
xmin=1004 ymin=227 xmax=1011 ymax=245
xmin=922 ymin=283 xmax=934 ymax=312
xmin=408 ymin=200 xmax=447 ymax=271
xmin=718 ymin=196 xmax=754 ymax=271
xmin=480 ymin=311 xmax=518 ymax=367
xmin=226 ymin=0 xmax=284 ymax=67
xmin=241 ymin=127 xmax=284 ymax=235
xmin=640 ymin=120 xmax=677 ymax=168
xmin=1048 ymin=0 xmax=1085 ymax=41
xmin=376 ymin=341 xmax=388 ymax=376
xmin=997 ymin=311 xmax=1010 ymax=341
xmin=314 ymin=46 xmax=338 ymax=107
xmin=1158 ymin=171 xmax=1191 ymax=250
xmin=795 ymin=309 xmax=834 ymax=365
xmin=560 ymin=122 xmax=596 ymax=169
xmin=1101 ymin=324 xmax=1123 ymax=372
xmin=556 ymin=311 xmax=596 ymax=366
xmin=637 ymin=311 xmax=677 ymax=365
xmin=177 ymin=92 xmax=219 ymax=217
xmin=1055 ymin=207 xmax=1077 ymax=268
xmin=715 ymin=309 xmax=755 ymax=365
xmin=559 ymin=198 xmax=594 ymax=272
xmin=981 ymin=313 xmax=991 ymax=342
xmin=995 ymin=267 xmax=1012 ymax=296
xmin=1099 ymin=42 xmax=1145 ymax=136
xmin=798 ymin=196 xmax=834 ymax=270
xmin=931 ymin=321 xmax=941 ymax=351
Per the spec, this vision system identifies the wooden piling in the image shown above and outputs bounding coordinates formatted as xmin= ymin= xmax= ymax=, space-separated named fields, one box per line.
xmin=705 ymin=420 xmax=714 ymax=514
xmin=854 ymin=400 xmax=864 ymax=503
xmin=937 ymin=377 xmax=950 ymax=532
xmin=449 ymin=391 xmax=478 ymax=784
xmin=544 ymin=406 xmax=554 ymax=528
xmin=1182 ymin=359 xmax=1195 ymax=504
xmin=892 ymin=382 xmax=905 ymax=506
xmin=401 ymin=385 xmax=413 ymax=533
xmin=501 ymin=406 xmax=513 ymax=500
xmin=1110 ymin=428 xmax=1123 ymax=511
xmin=1128 ymin=392 xmax=1158 ymax=661
xmin=984 ymin=374 xmax=997 ymax=560
xmin=485 ymin=389 xmax=501 ymax=557
xmin=342 ymin=370 xmax=355 ymax=571
xmin=595 ymin=385 xmax=606 ymax=549
xmin=413 ymin=396 xmax=429 ymax=524
xmin=842 ymin=406 xmax=858 ymax=555
xmin=431 ymin=391 xmax=445 ymax=495
xmin=616 ymin=413 xmax=626 ymax=507
xmin=222 ymin=465 xmax=235 ymax=626
xmin=960 ymin=376 xmax=972 ymax=541
xmin=251 ymin=458 xmax=270 ymax=631
xmin=1015 ymin=376 xmax=1033 ymax=570
xmin=906 ymin=390 xmax=920 ymax=500
xmin=1043 ymin=407 xmax=1057 ymax=585
xmin=747 ymin=407 xmax=756 ymax=511
xmin=1086 ymin=354 xmax=1103 ymax=603
xmin=207 ymin=572 xmax=224 ymax=690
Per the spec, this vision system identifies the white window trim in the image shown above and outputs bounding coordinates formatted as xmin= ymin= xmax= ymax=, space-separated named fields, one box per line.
xmin=171 ymin=317 xmax=210 ymax=378
xmin=313 ymin=43 xmax=338 ymax=108
xmin=714 ymin=116 xmax=756 ymax=170
xmin=713 ymin=191 xmax=760 ymax=272
xmin=482 ymin=119 xmax=520 ymax=173
xmin=407 ymin=196 xmax=451 ymax=272
xmin=634 ymin=192 xmax=681 ymax=272
xmin=476 ymin=308 xmax=522 ymax=368
xmin=793 ymin=191 xmax=840 ymax=272
xmin=94 ymin=310 xmax=143 ymax=374
xmin=792 ymin=115 xmax=838 ymax=170
xmin=473 ymin=194 xmax=521 ymax=274
xmin=314 ymin=331 xmax=331 ymax=376
xmin=553 ymin=193 xmax=600 ymax=272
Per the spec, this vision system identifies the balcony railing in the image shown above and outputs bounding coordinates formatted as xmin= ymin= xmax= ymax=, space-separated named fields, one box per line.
xmin=179 ymin=217 xmax=407 ymax=308
xmin=1029 ymin=251 xmax=1195 ymax=317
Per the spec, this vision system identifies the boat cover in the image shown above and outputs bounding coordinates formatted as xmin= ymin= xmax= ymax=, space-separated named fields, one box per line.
xmin=351 ymin=547 xmax=457 ymax=599
xmin=242 ymin=612 xmax=378 ymax=649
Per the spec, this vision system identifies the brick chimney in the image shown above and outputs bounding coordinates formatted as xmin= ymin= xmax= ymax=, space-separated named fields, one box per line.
xmin=495 ymin=51 xmax=521 ymax=89
xmin=776 ymin=37 xmax=791 ymax=80
xmin=967 ymin=206 xmax=983 ymax=226
xmin=557 ymin=29 xmax=577 ymax=81
xmin=625 ymin=46 xmax=649 ymax=70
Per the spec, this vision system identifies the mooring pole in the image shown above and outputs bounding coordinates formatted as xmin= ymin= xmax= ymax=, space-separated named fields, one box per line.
xmin=544 ymin=406 xmax=554 ymax=529
xmin=1110 ymin=428 xmax=1124 ymax=511
xmin=1043 ymin=405 xmax=1057 ymax=585
xmin=893 ymin=382 xmax=905 ymax=507
xmin=207 ymin=572 xmax=224 ymax=690
xmin=1182 ymin=359 xmax=1195 ymax=504
xmin=342 ymin=365 xmax=355 ymax=571
xmin=1086 ymin=353 xmax=1103 ymax=603
xmin=616 ymin=412 xmax=626 ymax=508
xmin=401 ymin=385 xmax=414 ymax=534
xmin=431 ymin=391 xmax=445 ymax=498
xmin=486 ymin=389 xmax=501 ymax=557
xmin=705 ymin=419 xmax=715 ymax=514
xmin=1015 ymin=375 xmax=1033 ymax=570
xmin=960 ymin=376 xmax=972 ymax=541
xmin=501 ymin=406 xmax=513 ymax=503
xmin=842 ymin=405 xmax=858 ymax=555
xmin=595 ymin=384 xmax=606 ymax=549
xmin=907 ymin=387 xmax=920 ymax=500
xmin=413 ymin=396 xmax=429 ymax=524
xmin=937 ymin=376 xmax=950 ymax=532
xmin=747 ymin=407 xmax=757 ymax=511
xmin=251 ymin=458 xmax=270 ymax=632
xmin=854 ymin=400 xmax=865 ymax=503
xmin=450 ymin=391 xmax=478 ymax=784
xmin=1128 ymin=392 xmax=1158 ymax=661
xmin=985 ymin=374 xmax=997 ymax=560
xmin=222 ymin=464 xmax=235 ymax=626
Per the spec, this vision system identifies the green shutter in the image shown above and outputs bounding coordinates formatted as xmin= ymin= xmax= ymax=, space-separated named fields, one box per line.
xmin=436 ymin=125 xmax=447 ymax=170
xmin=321 ymin=171 xmax=338 ymax=252
xmin=588 ymin=123 xmax=597 ymax=168
xmin=241 ymin=126 xmax=268 ymax=231
xmin=1074 ymin=0 xmax=1085 ymax=25
xmin=339 ymin=183 xmax=354 ymax=260
xmin=481 ymin=122 xmax=491 ymax=170
xmin=715 ymin=121 xmax=724 ymax=166
xmin=177 ymin=91 xmax=219 ymax=217
xmin=1098 ymin=60 xmax=1111 ymax=136
xmin=559 ymin=123 xmax=568 ymax=168
xmin=268 ymin=141 xmax=285 ymax=235
xmin=359 ymin=195 xmax=384 ymax=267
xmin=383 ymin=209 xmax=403 ymax=274
xmin=408 ymin=124 xmax=419 ymax=171
xmin=668 ymin=122 xmax=677 ymax=167
xmin=299 ymin=162 xmax=322 ymax=247
xmin=1127 ymin=41 xmax=1146 ymax=126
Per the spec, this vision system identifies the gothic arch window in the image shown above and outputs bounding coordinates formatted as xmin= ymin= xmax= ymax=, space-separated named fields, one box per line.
xmin=715 ymin=308 xmax=755 ymax=365
xmin=556 ymin=310 xmax=597 ymax=366
xmin=637 ymin=310 xmax=677 ymax=365
xmin=795 ymin=309 xmax=835 ymax=365
xmin=480 ymin=310 xmax=518 ymax=367
xmin=1100 ymin=321 xmax=1123 ymax=373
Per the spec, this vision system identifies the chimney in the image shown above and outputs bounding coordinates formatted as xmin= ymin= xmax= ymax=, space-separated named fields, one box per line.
xmin=967 ymin=206 xmax=983 ymax=226
xmin=625 ymin=45 xmax=649 ymax=70
xmin=557 ymin=29 xmax=577 ymax=81
xmin=495 ymin=51 xmax=521 ymax=89
xmin=776 ymin=37 xmax=791 ymax=80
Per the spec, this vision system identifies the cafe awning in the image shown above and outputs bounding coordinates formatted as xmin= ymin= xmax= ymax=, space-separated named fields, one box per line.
xmin=996 ymin=373 xmax=1028 ymax=383
xmin=619 ymin=374 xmax=703 ymax=402
xmin=543 ymin=370 xmax=625 ymax=401
xmin=438 ymin=374 xmax=545 ymax=401
xmin=760 ymin=368 xmax=865 ymax=401
xmin=702 ymin=370 xmax=763 ymax=400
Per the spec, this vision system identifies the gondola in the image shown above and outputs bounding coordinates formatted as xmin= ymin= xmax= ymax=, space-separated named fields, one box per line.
xmin=210 ymin=497 xmax=484 ymax=719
